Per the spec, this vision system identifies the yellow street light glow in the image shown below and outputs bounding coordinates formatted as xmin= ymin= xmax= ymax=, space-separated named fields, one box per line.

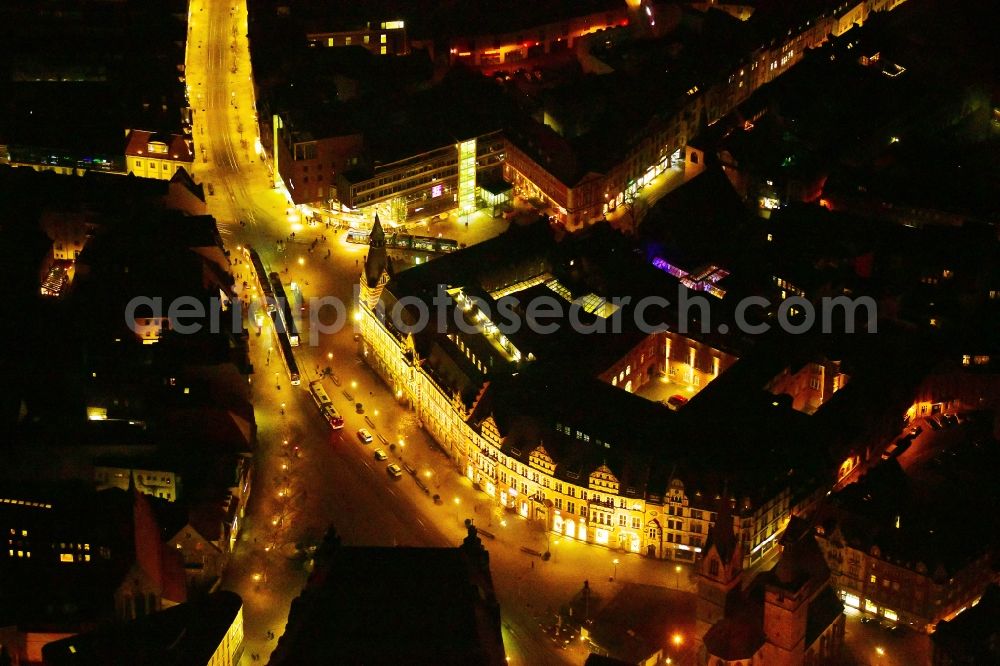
xmin=351 ymin=381 xmax=357 ymax=389
xmin=327 ymin=352 xmax=333 ymax=360
xmin=453 ymin=497 xmax=461 ymax=505
xmin=353 ymin=310 xmax=362 ymax=321
xmin=373 ymin=409 xmax=379 ymax=416
xmin=675 ymin=565 xmax=682 ymax=573
xmin=298 ymin=257 xmax=305 ymax=266
xmin=671 ymin=633 xmax=683 ymax=647
xmin=425 ymin=471 xmax=432 ymax=478
xmin=396 ymin=389 xmax=403 ymax=397
xmin=613 ymin=558 xmax=620 ymax=564
xmin=252 ymin=572 xmax=262 ymax=582
xmin=876 ymin=647 xmax=885 ymax=656
xmin=500 ymin=519 xmax=507 ymax=527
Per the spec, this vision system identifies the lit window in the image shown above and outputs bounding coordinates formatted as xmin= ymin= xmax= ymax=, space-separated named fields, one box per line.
xmin=60 ymin=553 xmax=74 ymax=563
xmin=380 ymin=46 xmax=387 ymax=55
xmin=963 ymin=355 xmax=971 ymax=366
xmin=870 ymin=575 xmax=876 ymax=584
xmin=380 ymin=34 xmax=387 ymax=44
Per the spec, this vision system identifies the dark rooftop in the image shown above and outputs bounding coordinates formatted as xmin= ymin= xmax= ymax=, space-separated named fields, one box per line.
xmin=42 ymin=591 xmax=243 ymax=666
xmin=269 ymin=528 xmax=506 ymax=665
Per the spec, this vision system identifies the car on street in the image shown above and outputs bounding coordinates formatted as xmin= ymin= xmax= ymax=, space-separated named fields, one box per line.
xmin=927 ymin=416 xmax=942 ymax=430
xmin=881 ymin=443 xmax=899 ymax=460
xmin=357 ymin=428 xmax=373 ymax=444
xmin=909 ymin=425 xmax=923 ymax=437
xmin=894 ymin=438 xmax=912 ymax=456
xmin=942 ymin=413 xmax=959 ymax=427
xmin=387 ymin=463 xmax=403 ymax=478
xmin=374 ymin=448 xmax=388 ymax=461
xmin=860 ymin=616 xmax=877 ymax=625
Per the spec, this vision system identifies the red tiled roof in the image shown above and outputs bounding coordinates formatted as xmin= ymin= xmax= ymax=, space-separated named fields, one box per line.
xmin=125 ymin=129 xmax=193 ymax=162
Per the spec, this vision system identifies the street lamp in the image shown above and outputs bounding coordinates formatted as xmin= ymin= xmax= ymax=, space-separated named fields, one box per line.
xmin=674 ymin=564 xmax=682 ymax=588
xmin=612 ymin=558 xmax=620 ymax=581
xmin=671 ymin=633 xmax=683 ymax=648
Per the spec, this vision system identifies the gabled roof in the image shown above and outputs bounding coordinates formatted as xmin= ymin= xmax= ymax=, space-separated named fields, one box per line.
xmin=125 ymin=129 xmax=193 ymax=162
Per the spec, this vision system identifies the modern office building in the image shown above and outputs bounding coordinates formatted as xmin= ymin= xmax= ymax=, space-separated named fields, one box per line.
xmin=336 ymin=131 xmax=505 ymax=221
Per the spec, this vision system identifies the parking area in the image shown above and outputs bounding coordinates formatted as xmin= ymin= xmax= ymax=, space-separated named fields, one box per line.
xmin=634 ymin=375 xmax=699 ymax=409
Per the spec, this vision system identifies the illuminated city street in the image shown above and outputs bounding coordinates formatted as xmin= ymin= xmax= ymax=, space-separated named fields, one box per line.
xmin=187 ymin=0 xmax=696 ymax=663
xmin=3 ymin=0 xmax=995 ymax=663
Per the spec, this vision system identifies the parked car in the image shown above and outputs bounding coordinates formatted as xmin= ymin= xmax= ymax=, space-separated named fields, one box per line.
xmin=926 ymin=416 xmax=942 ymax=430
xmin=909 ymin=425 xmax=923 ymax=437
xmin=861 ymin=616 xmax=877 ymax=625
xmin=387 ymin=463 xmax=403 ymax=478
xmin=894 ymin=439 xmax=912 ymax=456
xmin=942 ymin=413 xmax=959 ymax=427
xmin=881 ymin=443 xmax=898 ymax=460
xmin=374 ymin=448 xmax=388 ymax=461
xmin=667 ymin=394 xmax=689 ymax=409
xmin=357 ymin=428 xmax=373 ymax=444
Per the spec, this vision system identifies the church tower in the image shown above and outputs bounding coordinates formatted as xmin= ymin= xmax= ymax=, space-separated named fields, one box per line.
xmin=360 ymin=213 xmax=391 ymax=310
xmin=695 ymin=493 xmax=744 ymax=642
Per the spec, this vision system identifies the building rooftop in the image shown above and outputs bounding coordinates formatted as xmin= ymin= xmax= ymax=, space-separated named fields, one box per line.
xmin=376 ymin=219 xmax=914 ymax=509
xmin=932 ymin=584 xmax=1000 ymax=664
xmin=587 ymin=583 xmax=694 ymax=664
xmin=269 ymin=527 xmax=506 ymax=665
xmin=287 ymin=0 xmax=626 ymax=41
xmin=42 ymin=591 xmax=243 ymax=666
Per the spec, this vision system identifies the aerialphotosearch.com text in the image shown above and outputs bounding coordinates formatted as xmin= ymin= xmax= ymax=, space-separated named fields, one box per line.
xmin=124 ymin=284 xmax=878 ymax=345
